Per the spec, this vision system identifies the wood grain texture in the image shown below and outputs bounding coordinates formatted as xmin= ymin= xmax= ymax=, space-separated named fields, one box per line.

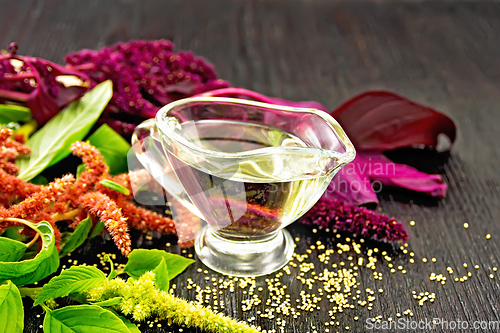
xmin=1 ymin=0 xmax=500 ymax=332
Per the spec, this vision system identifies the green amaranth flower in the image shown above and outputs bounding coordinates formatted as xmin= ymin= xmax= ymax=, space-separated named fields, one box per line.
xmin=87 ymin=272 xmax=259 ymax=333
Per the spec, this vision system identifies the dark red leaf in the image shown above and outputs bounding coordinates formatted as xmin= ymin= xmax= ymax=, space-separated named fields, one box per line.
xmin=331 ymin=91 xmax=457 ymax=152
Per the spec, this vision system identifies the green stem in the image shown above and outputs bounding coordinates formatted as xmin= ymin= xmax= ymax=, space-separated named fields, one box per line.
xmin=0 ymin=217 xmax=42 ymax=249
xmin=40 ymin=303 xmax=51 ymax=313
xmin=25 ymin=233 xmax=39 ymax=248
xmin=19 ymin=287 xmax=43 ymax=301
xmin=51 ymin=208 xmax=82 ymax=222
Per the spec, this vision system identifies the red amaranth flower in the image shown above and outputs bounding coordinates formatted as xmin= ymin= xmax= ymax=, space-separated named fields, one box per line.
xmin=300 ymin=199 xmax=408 ymax=243
xmin=0 ymin=146 xmax=19 ymax=160
xmin=78 ymin=192 xmax=131 ymax=256
xmin=117 ymin=198 xmax=175 ymax=235
xmin=0 ymin=130 xmax=36 ymax=205
xmin=0 ymin=159 xmax=19 ymax=175
xmin=0 ymin=129 xmax=32 ymax=176
xmin=169 ymin=199 xmax=202 ymax=248
xmin=47 ymin=219 xmax=62 ymax=250
xmin=0 ymin=128 xmax=12 ymax=143
xmin=100 ymin=173 xmax=177 ymax=236
xmin=70 ymin=141 xmax=109 ymax=198
xmin=70 ymin=141 xmax=180 ymax=252
xmin=0 ymin=206 xmax=10 ymax=220
xmin=0 ymin=135 xmax=180 ymax=255
xmin=2 ymin=135 xmax=31 ymax=156
xmin=0 ymin=128 xmax=31 ymax=156
xmin=0 ymin=206 xmax=17 ymax=230
xmin=8 ymin=174 xmax=75 ymax=220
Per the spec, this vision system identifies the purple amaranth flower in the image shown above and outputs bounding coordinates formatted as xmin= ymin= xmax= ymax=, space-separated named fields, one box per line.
xmin=65 ymin=40 xmax=229 ymax=135
xmin=301 ymin=198 xmax=408 ymax=243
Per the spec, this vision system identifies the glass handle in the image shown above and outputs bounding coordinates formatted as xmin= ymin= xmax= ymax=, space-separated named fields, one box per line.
xmin=131 ymin=119 xmax=204 ymax=219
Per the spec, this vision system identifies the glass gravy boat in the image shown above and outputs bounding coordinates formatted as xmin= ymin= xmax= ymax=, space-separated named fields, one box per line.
xmin=132 ymin=97 xmax=355 ymax=277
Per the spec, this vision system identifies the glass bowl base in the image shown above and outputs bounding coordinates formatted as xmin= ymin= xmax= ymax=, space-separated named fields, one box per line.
xmin=194 ymin=226 xmax=295 ymax=277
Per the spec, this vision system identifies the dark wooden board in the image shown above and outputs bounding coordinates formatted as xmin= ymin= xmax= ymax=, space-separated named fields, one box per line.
xmin=2 ymin=0 xmax=500 ymax=332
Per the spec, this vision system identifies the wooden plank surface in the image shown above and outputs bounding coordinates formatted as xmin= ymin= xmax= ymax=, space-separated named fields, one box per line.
xmin=2 ymin=0 xmax=500 ymax=332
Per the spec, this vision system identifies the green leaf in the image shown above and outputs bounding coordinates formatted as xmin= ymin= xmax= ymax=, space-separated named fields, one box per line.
xmin=99 ymin=179 xmax=130 ymax=195
xmin=124 ymin=249 xmax=194 ymax=281
xmin=89 ymin=220 xmax=105 ymax=239
xmin=0 ymin=281 xmax=24 ymax=333
xmin=117 ymin=315 xmax=140 ymax=333
xmin=66 ymin=292 xmax=87 ymax=304
xmin=103 ymin=254 xmax=116 ymax=280
xmin=59 ymin=216 xmax=92 ymax=258
xmin=43 ymin=304 xmax=131 ymax=333
xmin=1 ymin=226 xmax=26 ymax=242
xmin=0 ymin=221 xmax=59 ymax=286
xmin=30 ymin=174 xmax=49 ymax=185
xmin=12 ymin=250 xmax=59 ymax=286
xmin=88 ymin=124 xmax=131 ymax=174
xmin=152 ymin=258 xmax=169 ymax=292
xmin=0 ymin=237 xmax=26 ymax=262
xmin=0 ymin=104 xmax=31 ymax=124
xmin=76 ymin=163 xmax=86 ymax=178
xmin=107 ymin=310 xmax=141 ymax=333
xmin=16 ymin=81 xmax=113 ymax=181
xmin=34 ymin=266 xmax=106 ymax=306
xmin=91 ymin=297 xmax=122 ymax=307
xmin=1 ymin=121 xmax=20 ymax=131
xmin=18 ymin=286 xmax=42 ymax=301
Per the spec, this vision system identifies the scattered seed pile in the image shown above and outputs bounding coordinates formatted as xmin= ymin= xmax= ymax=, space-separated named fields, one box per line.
xmin=171 ymin=229 xmax=417 ymax=333
xmin=173 ymin=224 xmax=498 ymax=333
xmin=53 ymin=219 xmax=497 ymax=333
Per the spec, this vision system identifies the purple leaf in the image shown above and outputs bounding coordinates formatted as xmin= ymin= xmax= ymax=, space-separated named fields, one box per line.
xmin=326 ymin=152 xmax=447 ymax=205
xmin=357 ymin=152 xmax=447 ymax=198
xmin=0 ymin=47 xmax=91 ymax=125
